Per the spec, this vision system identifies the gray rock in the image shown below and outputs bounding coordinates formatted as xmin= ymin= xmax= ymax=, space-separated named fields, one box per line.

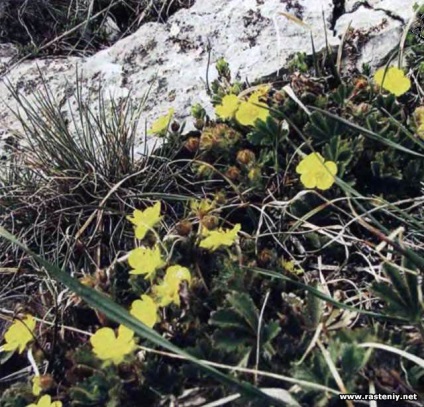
xmin=0 ymin=0 xmax=420 ymax=161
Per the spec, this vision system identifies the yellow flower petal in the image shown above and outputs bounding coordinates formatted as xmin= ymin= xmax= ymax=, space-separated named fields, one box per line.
xmin=148 ymin=108 xmax=174 ymax=135
xmin=215 ymin=94 xmax=240 ymax=119
xmin=235 ymin=101 xmax=269 ymax=127
xmin=248 ymin=86 xmax=270 ymax=103
xmin=324 ymin=161 xmax=338 ymax=176
xmin=32 ymin=376 xmax=42 ymax=396
xmin=90 ymin=326 xmax=135 ymax=365
xmin=199 ymin=224 xmax=241 ymax=251
xmin=117 ymin=324 xmax=135 ymax=342
xmin=190 ymin=199 xmax=215 ymax=217
xmin=164 ymin=265 xmax=191 ymax=286
xmin=300 ymin=172 xmax=317 ymax=188
xmin=152 ymin=282 xmax=180 ymax=307
xmin=130 ymin=295 xmax=158 ymax=328
xmin=152 ymin=265 xmax=192 ymax=307
xmin=295 ymin=152 xmax=324 ymax=174
xmin=2 ymin=314 xmax=36 ymax=354
xmin=127 ymin=202 xmax=162 ymax=240
xmin=374 ymin=67 xmax=411 ymax=96
xmin=27 ymin=395 xmax=62 ymax=407
xmin=128 ymin=245 xmax=165 ymax=279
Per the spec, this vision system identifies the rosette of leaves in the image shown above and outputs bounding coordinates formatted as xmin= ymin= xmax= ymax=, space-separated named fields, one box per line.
xmin=209 ymin=292 xmax=280 ymax=366
xmin=372 ymin=257 xmax=423 ymax=325
xmin=66 ymin=346 xmax=142 ymax=406
xmin=292 ymin=329 xmax=374 ymax=405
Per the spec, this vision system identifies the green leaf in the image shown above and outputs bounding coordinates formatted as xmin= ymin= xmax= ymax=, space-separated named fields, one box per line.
xmin=304 ymin=282 xmax=324 ymax=329
xmin=212 ymin=330 xmax=251 ymax=350
xmin=383 ymin=264 xmax=412 ymax=308
xmin=305 ymin=110 xmax=346 ymax=142
xmin=227 ymin=292 xmax=259 ymax=332
xmin=403 ymin=257 xmax=420 ymax=308
xmin=372 ymin=282 xmax=408 ymax=314
xmin=209 ymin=309 xmax=252 ymax=333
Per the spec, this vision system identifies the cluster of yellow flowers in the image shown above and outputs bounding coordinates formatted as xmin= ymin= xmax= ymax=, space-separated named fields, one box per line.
xmin=1 ymin=200 xmax=242 ymax=374
xmin=90 ymin=200 xmax=241 ymax=365
xmin=215 ymin=86 xmax=270 ymax=126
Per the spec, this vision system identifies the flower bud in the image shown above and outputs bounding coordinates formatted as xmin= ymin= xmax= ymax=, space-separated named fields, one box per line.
xmin=194 ymin=118 xmax=205 ymax=130
xmin=200 ymin=124 xmax=241 ymax=150
xmin=38 ymin=374 xmax=55 ymax=392
xmin=356 ymin=102 xmax=372 ymax=115
xmin=216 ymin=57 xmax=230 ymax=78
xmin=274 ymin=91 xmax=285 ymax=102
xmin=199 ymin=129 xmax=219 ymax=150
xmin=184 ymin=137 xmax=200 ymax=152
xmin=248 ymin=166 xmax=261 ymax=182
xmin=176 ymin=220 xmax=193 ymax=236
xmin=196 ymin=164 xmax=213 ymax=178
xmin=225 ymin=166 xmax=241 ymax=181
xmin=214 ymin=191 xmax=226 ymax=205
xmin=170 ymin=121 xmax=180 ymax=132
xmin=414 ymin=106 xmax=424 ymax=127
xmin=236 ymin=149 xmax=256 ymax=165
xmin=230 ymin=81 xmax=243 ymax=95
xmin=258 ymin=248 xmax=275 ymax=267
xmin=191 ymin=103 xmax=206 ymax=119
xmin=201 ymin=215 xmax=219 ymax=230
xmin=354 ymin=77 xmax=368 ymax=91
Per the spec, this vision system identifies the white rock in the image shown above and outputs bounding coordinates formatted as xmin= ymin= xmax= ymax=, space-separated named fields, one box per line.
xmin=0 ymin=0 xmax=420 ymax=161
xmin=345 ymin=0 xmax=419 ymax=21
xmin=334 ymin=0 xmax=418 ymax=69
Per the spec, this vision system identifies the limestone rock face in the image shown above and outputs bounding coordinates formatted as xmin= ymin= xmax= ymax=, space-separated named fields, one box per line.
xmin=336 ymin=0 xmax=419 ymax=69
xmin=0 ymin=0 xmax=420 ymax=159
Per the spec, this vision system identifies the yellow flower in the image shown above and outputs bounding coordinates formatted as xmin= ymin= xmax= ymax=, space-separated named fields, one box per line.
xmin=296 ymin=152 xmax=338 ymax=190
xmin=127 ymin=202 xmax=162 ymax=240
xmin=152 ymin=265 xmax=192 ymax=307
xmin=2 ymin=314 xmax=36 ymax=354
xmin=152 ymin=282 xmax=180 ymax=307
xmin=164 ymin=265 xmax=192 ymax=286
xmin=130 ymin=295 xmax=158 ymax=328
xmin=374 ymin=66 xmax=411 ymax=96
xmin=32 ymin=376 xmax=42 ymax=396
xmin=199 ymin=224 xmax=241 ymax=251
xmin=148 ymin=108 xmax=174 ymax=135
xmin=128 ymin=245 xmax=165 ymax=279
xmin=282 ymin=259 xmax=303 ymax=275
xmin=215 ymin=94 xmax=240 ymax=119
xmin=90 ymin=325 xmax=136 ymax=365
xmin=27 ymin=395 xmax=62 ymax=407
xmin=249 ymin=86 xmax=270 ymax=102
xmin=235 ymin=91 xmax=269 ymax=126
